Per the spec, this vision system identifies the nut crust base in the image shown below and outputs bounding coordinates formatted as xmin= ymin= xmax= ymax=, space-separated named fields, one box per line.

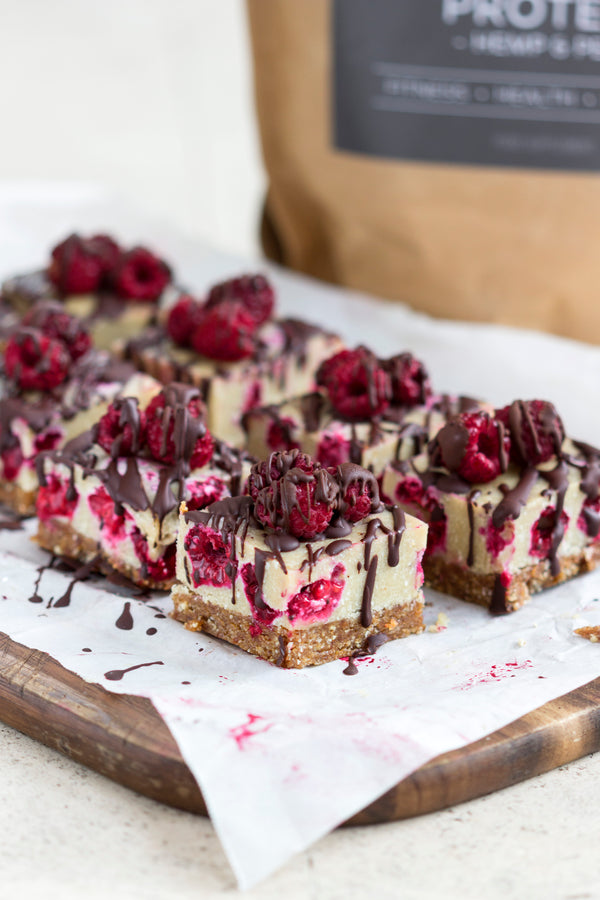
xmin=0 ymin=482 xmax=36 ymax=517
xmin=171 ymin=584 xmax=424 ymax=668
xmin=425 ymin=543 xmax=600 ymax=613
xmin=36 ymin=519 xmax=175 ymax=591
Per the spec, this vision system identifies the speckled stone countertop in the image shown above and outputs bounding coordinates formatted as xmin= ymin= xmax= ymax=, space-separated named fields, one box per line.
xmin=2 ymin=719 xmax=598 ymax=899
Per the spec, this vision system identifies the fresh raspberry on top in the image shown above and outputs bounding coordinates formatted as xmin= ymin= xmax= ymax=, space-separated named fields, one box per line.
xmin=435 ymin=411 xmax=510 ymax=484
xmin=145 ymin=387 xmax=213 ymax=468
xmin=496 ymin=400 xmax=565 ymax=466
xmin=23 ymin=301 xmax=91 ymax=361
xmin=48 ymin=233 xmax=106 ymax=295
xmin=192 ymin=299 xmax=258 ymax=362
xmin=166 ymin=295 xmax=204 ymax=347
xmin=266 ymin=417 xmax=299 ymax=453
xmin=317 ymin=347 xmax=391 ymax=421
xmin=247 ymin=449 xmax=314 ymax=501
xmin=87 ymin=234 xmax=122 ymax=273
xmin=112 ymin=246 xmax=171 ymax=302
xmin=336 ymin=463 xmax=380 ymax=523
xmin=385 ymin=352 xmax=432 ymax=406
xmin=5 ymin=328 xmax=70 ymax=391
xmin=95 ymin=398 xmax=145 ymax=457
xmin=206 ymin=273 xmax=275 ymax=327
xmin=251 ymin=450 xmax=339 ymax=539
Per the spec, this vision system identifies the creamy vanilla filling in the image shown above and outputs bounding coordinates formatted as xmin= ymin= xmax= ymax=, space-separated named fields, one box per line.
xmin=175 ymin=507 xmax=427 ymax=629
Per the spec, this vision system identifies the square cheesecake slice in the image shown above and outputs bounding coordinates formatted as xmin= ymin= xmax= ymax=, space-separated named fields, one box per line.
xmin=242 ymin=347 xmax=487 ymax=473
xmin=0 ymin=302 xmax=155 ymax=516
xmin=242 ymin=389 xmax=485 ymax=475
xmin=382 ymin=401 xmax=600 ymax=614
xmin=36 ymin=384 xmax=254 ymax=590
xmin=172 ymin=451 xmax=427 ymax=668
xmin=119 ymin=275 xmax=343 ymax=446
xmin=1 ymin=233 xmax=177 ymax=351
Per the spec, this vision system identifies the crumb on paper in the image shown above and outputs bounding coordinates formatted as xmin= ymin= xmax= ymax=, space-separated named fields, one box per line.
xmin=427 ymin=612 xmax=449 ymax=633
xmin=517 ymin=638 xmax=527 ymax=648
xmin=575 ymin=625 xmax=600 ymax=643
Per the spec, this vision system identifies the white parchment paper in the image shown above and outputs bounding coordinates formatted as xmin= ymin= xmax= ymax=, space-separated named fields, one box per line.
xmin=1 ymin=183 xmax=600 ymax=889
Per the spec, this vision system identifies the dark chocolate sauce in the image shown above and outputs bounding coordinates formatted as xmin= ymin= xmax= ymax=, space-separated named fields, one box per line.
xmin=115 ymin=601 xmax=134 ymax=630
xmin=104 ymin=661 xmax=164 ymax=681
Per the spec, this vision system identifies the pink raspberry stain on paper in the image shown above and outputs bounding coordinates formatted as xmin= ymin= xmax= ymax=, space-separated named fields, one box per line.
xmin=230 ymin=713 xmax=274 ymax=751
xmin=459 ymin=659 xmax=533 ymax=690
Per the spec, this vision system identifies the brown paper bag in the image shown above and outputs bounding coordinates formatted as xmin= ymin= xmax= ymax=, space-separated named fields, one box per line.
xmin=248 ymin=0 xmax=600 ymax=343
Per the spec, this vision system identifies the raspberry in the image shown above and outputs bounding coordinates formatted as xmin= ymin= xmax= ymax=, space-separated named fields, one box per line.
xmin=166 ymin=295 xmax=204 ymax=347
xmin=88 ymin=486 xmax=130 ymax=543
xmin=496 ymin=400 xmax=565 ymax=466
xmin=336 ymin=463 xmax=380 ymax=523
xmin=34 ymin=430 xmax=62 ymax=454
xmin=186 ymin=476 xmax=227 ymax=511
xmin=578 ymin=496 xmax=600 ymax=539
xmin=37 ymin=474 xmax=77 ymax=521
xmin=112 ymin=246 xmax=171 ymax=302
xmin=145 ymin=387 xmax=213 ymax=468
xmin=192 ymin=299 xmax=258 ymax=362
xmin=87 ymin=234 xmax=121 ymax=273
xmin=287 ymin=564 xmax=345 ymax=623
xmin=23 ymin=301 xmax=91 ymax=361
xmin=316 ymin=433 xmax=350 ymax=468
xmin=241 ymin=562 xmax=280 ymax=626
xmin=435 ymin=411 xmax=510 ymax=484
xmin=184 ymin=525 xmax=233 ymax=588
xmin=395 ymin=475 xmax=425 ymax=507
xmin=318 ymin=347 xmax=390 ymax=421
xmin=385 ymin=353 xmax=432 ymax=406
xmin=1 ymin=443 xmax=24 ymax=481
xmin=247 ymin=450 xmax=315 ymax=501
xmin=206 ymin=273 xmax=275 ymax=327
xmin=252 ymin=451 xmax=339 ymax=539
xmin=48 ymin=234 xmax=105 ymax=294
xmin=266 ymin=417 xmax=299 ymax=452
xmin=486 ymin=520 xmax=514 ymax=559
xmin=131 ymin=529 xmax=176 ymax=583
xmin=5 ymin=329 xmax=70 ymax=391
xmin=95 ymin=399 xmax=144 ymax=457
xmin=530 ymin=506 xmax=569 ymax=559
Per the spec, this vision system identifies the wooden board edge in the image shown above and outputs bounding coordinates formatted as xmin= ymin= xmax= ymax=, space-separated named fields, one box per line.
xmin=0 ymin=631 xmax=599 ymax=825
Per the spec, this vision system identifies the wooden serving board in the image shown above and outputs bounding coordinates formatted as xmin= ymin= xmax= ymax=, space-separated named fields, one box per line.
xmin=1 ymin=629 xmax=599 ymax=825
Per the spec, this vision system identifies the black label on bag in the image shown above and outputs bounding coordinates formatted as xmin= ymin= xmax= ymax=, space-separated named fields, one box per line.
xmin=333 ymin=0 xmax=600 ymax=170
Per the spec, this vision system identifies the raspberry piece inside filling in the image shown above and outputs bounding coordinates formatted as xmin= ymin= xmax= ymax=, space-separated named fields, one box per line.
xmin=287 ymin=564 xmax=345 ymax=623
xmin=241 ymin=562 xmax=280 ymax=626
xmin=530 ymin=505 xmax=569 ymax=559
xmin=185 ymin=525 xmax=233 ymax=588
xmin=37 ymin=474 xmax=78 ymax=521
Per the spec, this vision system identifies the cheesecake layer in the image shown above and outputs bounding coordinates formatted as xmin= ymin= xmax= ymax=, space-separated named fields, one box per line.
xmin=243 ymin=392 xmax=486 ymax=474
xmin=383 ymin=437 xmax=600 ymax=613
xmin=173 ymin=498 xmax=427 ymax=667
xmin=120 ymin=319 xmax=343 ymax=446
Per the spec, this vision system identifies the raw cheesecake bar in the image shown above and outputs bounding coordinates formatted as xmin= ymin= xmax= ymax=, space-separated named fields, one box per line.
xmin=1 ymin=232 xmax=176 ymax=351
xmin=36 ymin=383 xmax=253 ymax=589
xmin=120 ymin=274 xmax=343 ymax=445
xmin=382 ymin=400 xmax=600 ymax=613
xmin=172 ymin=450 xmax=427 ymax=667
xmin=0 ymin=303 xmax=149 ymax=515
xmin=242 ymin=346 xmax=485 ymax=472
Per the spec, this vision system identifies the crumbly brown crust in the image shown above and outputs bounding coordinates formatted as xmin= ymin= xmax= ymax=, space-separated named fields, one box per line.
xmin=425 ymin=543 xmax=600 ymax=613
xmin=171 ymin=583 xmax=423 ymax=668
xmin=0 ymin=482 xmax=37 ymax=517
xmin=36 ymin=519 xmax=175 ymax=591
xmin=575 ymin=625 xmax=600 ymax=643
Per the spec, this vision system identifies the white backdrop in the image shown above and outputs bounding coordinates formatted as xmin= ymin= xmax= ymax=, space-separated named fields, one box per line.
xmin=0 ymin=0 xmax=264 ymax=257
